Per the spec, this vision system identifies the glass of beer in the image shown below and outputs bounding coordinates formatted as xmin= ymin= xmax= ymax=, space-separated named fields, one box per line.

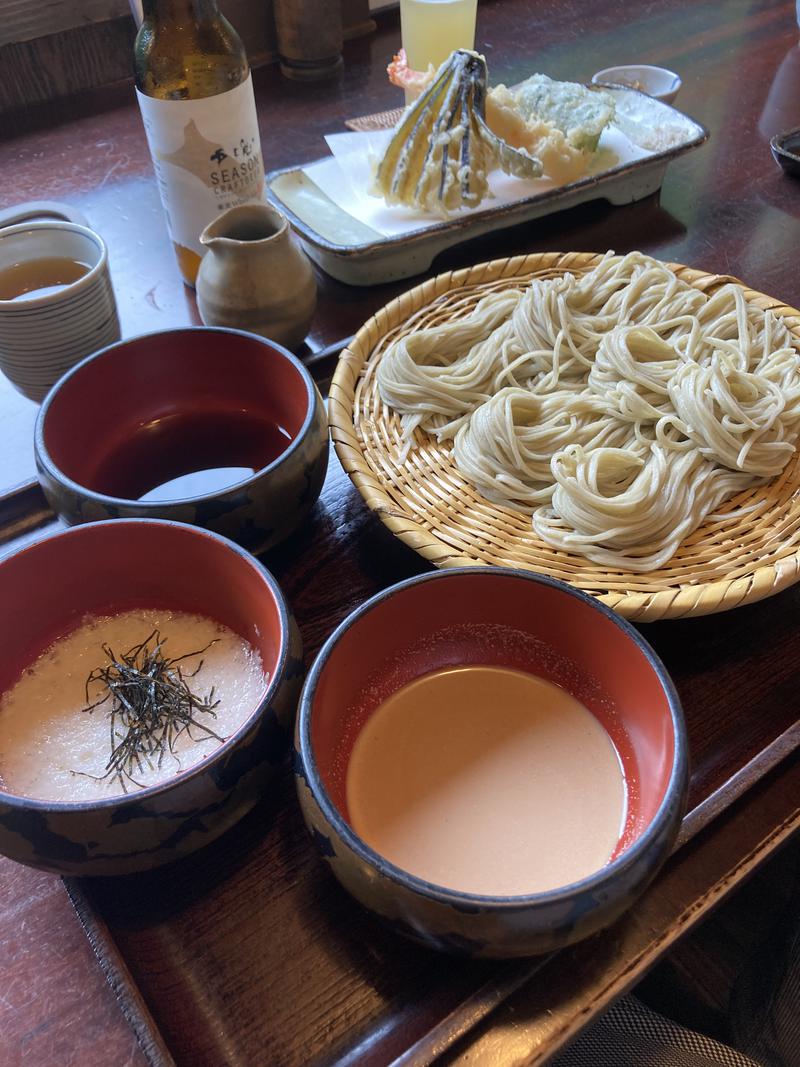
xmin=400 ymin=0 xmax=478 ymax=74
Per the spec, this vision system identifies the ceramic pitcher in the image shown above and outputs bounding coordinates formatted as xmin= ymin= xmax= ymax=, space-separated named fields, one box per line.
xmin=196 ymin=203 xmax=317 ymax=351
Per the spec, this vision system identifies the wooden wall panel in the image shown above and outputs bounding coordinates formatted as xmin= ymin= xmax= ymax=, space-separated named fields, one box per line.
xmin=0 ymin=0 xmax=127 ymax=48
xmin=0 ymin=0 xmax=372 ymax=123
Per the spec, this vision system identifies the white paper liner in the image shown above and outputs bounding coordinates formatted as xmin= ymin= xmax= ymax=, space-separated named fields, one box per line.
xmin=302 ymin=125 xmax=652 ymax=238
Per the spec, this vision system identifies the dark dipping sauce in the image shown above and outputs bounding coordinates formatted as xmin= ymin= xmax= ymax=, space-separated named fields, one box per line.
xmin=88 ymin=409 xmax=293 ymax=501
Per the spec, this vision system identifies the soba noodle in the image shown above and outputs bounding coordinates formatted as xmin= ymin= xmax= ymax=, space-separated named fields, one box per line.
xmin=375 ymin=252 xmax=800 ymax=571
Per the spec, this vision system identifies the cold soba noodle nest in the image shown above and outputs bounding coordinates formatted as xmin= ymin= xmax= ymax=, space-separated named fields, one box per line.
xmin=376 ymin=252 xmax=800 ymax=571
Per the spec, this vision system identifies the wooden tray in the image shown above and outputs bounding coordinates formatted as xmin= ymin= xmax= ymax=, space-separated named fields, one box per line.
xmin=1 ymin=347 xmax=799 ymax=1065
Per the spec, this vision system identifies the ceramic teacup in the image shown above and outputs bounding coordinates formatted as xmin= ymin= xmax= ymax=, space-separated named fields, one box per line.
xmin=0 ymin=219 xmax=120 ymax=403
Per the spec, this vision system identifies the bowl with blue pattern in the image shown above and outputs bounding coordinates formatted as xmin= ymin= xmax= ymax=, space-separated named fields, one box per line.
xmin=34 ymin=327 xmax=328 ymax=554
xmin=0 ymin=518 xmax=303 ymax=876
xmin=295 ymin=568 xmax=687 ymax=958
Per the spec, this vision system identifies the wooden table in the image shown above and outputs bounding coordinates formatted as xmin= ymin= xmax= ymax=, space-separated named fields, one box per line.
xmin=2 ymin=2 xmax=800 ymax=1064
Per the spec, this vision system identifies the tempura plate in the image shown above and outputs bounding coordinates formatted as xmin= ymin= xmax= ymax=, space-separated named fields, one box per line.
xmin=267 ymin=88 xmax=708 ymax=286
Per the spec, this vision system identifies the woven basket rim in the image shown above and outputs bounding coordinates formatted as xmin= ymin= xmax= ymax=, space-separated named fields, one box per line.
xmin=328 ymin=252 xmax=800 ymax=622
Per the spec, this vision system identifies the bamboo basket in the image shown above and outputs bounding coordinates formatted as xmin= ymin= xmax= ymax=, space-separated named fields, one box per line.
xmin=328 ymin=252 xmax=800 ymax=622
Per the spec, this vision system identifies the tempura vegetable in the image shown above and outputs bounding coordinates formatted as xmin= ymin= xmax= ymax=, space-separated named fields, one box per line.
xmin=372 ymin=50 xmax=543 ymax=216
xmin=384 ymin=52 xmax=617 ymax=190
xmin=502 ymin=73 xmax=615 ymax=153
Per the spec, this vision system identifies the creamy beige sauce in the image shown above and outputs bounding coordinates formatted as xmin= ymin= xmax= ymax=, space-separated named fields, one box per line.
xmin=346 ymin=666 xmax=626 ymax=895
xmin=0 ymin=610 xmax=267 ymax=802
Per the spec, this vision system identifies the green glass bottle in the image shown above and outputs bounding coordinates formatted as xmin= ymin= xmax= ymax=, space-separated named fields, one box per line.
xmin=134 ymin=0 xmax=265 ymax=287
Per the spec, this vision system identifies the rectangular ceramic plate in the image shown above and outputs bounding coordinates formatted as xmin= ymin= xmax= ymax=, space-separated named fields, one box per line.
xmin=266 ymin=87 xmax=709 ymax=286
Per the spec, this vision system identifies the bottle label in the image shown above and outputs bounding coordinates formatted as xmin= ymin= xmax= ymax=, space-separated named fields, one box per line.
xmin=136 ymin=75 xmax=265 ymax=257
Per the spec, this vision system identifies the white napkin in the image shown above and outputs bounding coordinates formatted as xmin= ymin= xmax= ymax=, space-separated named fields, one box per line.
xmin=302 ymin=125 xmax=652 ymax=238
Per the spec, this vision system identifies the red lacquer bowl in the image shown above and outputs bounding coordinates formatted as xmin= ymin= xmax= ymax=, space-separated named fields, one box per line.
xmin=0 ymin=519 xmax=303 ymax=876
xmin=34 ymin=327 xmax=328 ymax=553
xmin=295 ymin=568 xmax=687 ymax=958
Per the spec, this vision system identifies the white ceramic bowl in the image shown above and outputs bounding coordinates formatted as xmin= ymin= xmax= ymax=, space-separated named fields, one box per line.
xmin=592 ymin=65 xmax=682 ymax=105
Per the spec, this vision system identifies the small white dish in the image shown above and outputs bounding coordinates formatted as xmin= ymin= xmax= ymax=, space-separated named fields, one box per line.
xmin=592 ymin=65 xmax=682 ymax=105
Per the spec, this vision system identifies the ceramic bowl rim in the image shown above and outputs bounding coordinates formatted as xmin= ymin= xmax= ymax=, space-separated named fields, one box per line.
xmin=591 ymin=64 xmax=682 ymax=100
xmin=770 ymin=127 xmax=800 ymax=163
xmin=0 ymin=220 xmax=108 ymax=311
xmin=34 ymin=326 xmax=320 ymax=509
xmin=297 ymin=566 xmax=688 ymax=909
xmin=0 ymin=517 xmax=292 ymax=813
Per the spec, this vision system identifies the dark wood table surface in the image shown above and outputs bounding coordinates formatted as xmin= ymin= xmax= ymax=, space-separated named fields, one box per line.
xmin=2 ymin=2 xmax=800 ymax=1064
